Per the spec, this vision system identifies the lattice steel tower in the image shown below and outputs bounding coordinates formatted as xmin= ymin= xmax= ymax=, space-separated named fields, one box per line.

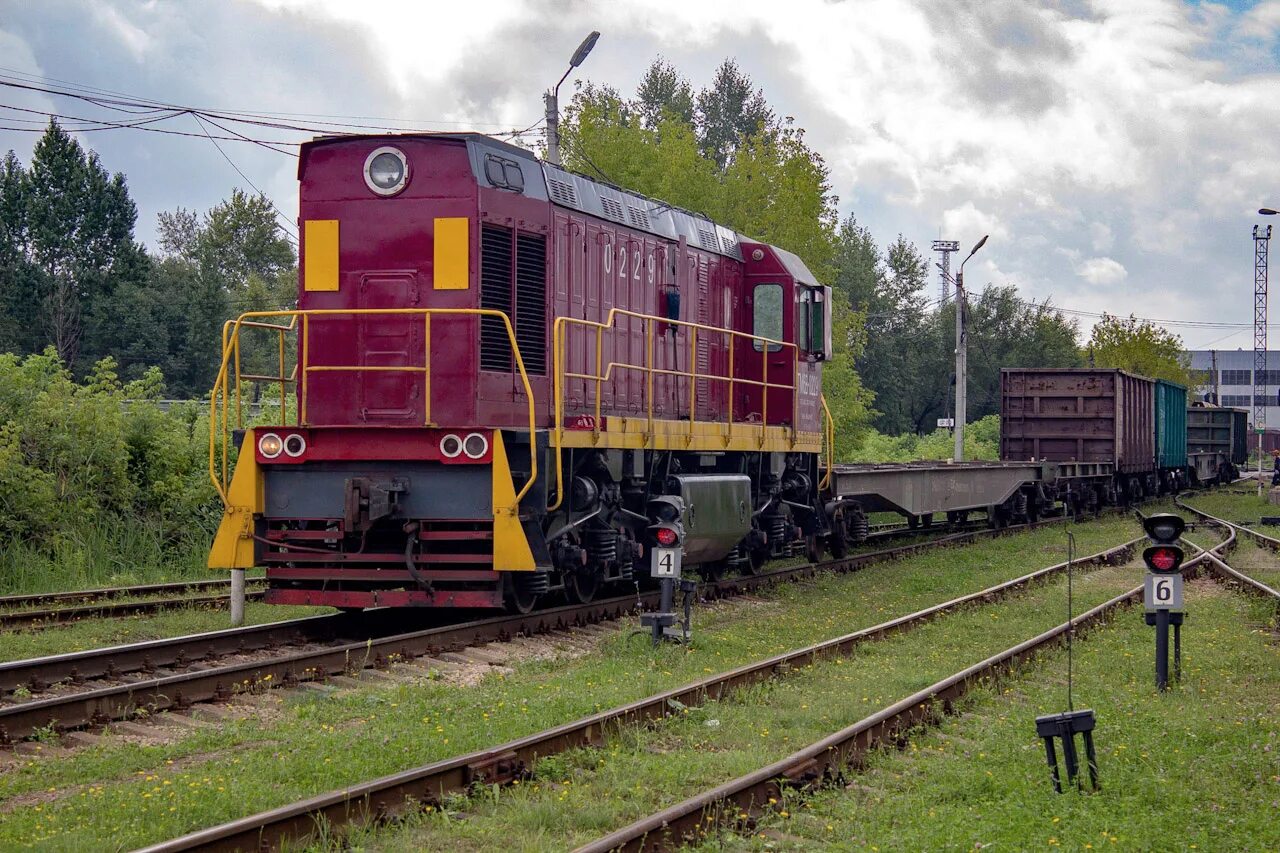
xmin=933 ymin=240 xmax=960 ymax=305
xmin=1254 ymin=223 xmax=1271 ymax=491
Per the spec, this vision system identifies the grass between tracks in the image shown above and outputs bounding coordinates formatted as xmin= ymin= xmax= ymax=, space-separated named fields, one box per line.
xmin=0 ymin=602 xmax=332 ymax=664
xmin=0 ymin=516 xmax=1138 ymax=850
xmin=720 ymin=582 xmax=1280 ymax=852
xmin=341 ymin=562 xmax=1149 ymax=852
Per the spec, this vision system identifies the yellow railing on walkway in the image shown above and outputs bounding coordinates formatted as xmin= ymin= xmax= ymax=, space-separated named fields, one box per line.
xmin=209 ymin=308 xmax=537 ymax=507
xmin=550 ymin=309 xmax=800 ymax=511
xmin=819 ymin=393 xmax=835 ymax=491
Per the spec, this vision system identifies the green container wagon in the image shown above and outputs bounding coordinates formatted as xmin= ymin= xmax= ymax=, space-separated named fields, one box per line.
xmin=1155 ymin=379 xmax=1187 ymax=470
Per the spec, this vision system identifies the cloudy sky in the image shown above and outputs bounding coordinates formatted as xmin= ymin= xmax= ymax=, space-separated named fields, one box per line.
xmin=2 ymin=0 xmax=1278 ymax=349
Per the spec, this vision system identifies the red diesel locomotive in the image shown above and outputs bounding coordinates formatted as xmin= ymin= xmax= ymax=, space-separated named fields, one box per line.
xmin=209 ymin=133 xmax=834 ymax=612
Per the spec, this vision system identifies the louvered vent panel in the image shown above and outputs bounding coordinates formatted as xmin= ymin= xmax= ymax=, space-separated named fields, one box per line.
xmin=548 ymin=178 xmax=577 ymax=206
xmin=515 ymin=233 xmax=547 ymax=375
xmin=480 ymin=224 xmax=513 ymax=371
xmin=720 ymin=234 xmax=738 ymax=254
xmin=627 ymin=205 xmax=650 ymax=230
xmin=697 ymin=228 xmax=718 ymax=250
xmin=600 ymin=197 xmax=625 ymax=221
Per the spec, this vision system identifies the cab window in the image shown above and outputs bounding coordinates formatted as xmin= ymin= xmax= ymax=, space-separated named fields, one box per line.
xmin=752 ymin=283 xmax=783 ymax=352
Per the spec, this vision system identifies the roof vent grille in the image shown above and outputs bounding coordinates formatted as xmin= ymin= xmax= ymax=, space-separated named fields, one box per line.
xmin=600 ymin=197 xmax=625 ymax=221
xmin=627 ymin=205 xmax=650 ymax=230
xmin=548 ymin=178 xmax=577 ymax=206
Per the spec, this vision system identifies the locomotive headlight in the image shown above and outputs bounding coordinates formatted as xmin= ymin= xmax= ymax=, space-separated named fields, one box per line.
xmin=283 ymin=433 xmax=307 ymax=458
xmin=440 ymin=433 xmax=463 ymax=459
xmin=258 ymin=432 xmax=283 ymax=459
xmin=463 ymin=432 xmax=489 ymax=459
xmin=364 ymin=146 xmax=408 ymax=196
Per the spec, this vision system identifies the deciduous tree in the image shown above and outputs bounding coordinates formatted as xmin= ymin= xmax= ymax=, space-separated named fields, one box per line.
xmin=1086 ymin=313 xmax=1190 ymax=385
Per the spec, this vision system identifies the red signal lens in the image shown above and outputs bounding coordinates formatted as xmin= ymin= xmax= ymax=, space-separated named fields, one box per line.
xmin=655 ymin=527 xmax=678 ymax=547
xmin=1149 ymin=547 xmax=1177 ymax=571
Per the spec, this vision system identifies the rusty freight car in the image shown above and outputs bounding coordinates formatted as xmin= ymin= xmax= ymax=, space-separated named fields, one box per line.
xmin=1000 ymin=368 xmax=1163 ymax=503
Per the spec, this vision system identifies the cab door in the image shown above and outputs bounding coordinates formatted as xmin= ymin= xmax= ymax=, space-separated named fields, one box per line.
xmin=739 ymin=275 xmax=794 ymax=426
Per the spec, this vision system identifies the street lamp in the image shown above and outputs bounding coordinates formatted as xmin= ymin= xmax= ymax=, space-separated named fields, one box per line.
xmin=543 ymin=31 xmax=600 ymax=167
xmin=953 ymin=234 xmax=989 ymax=462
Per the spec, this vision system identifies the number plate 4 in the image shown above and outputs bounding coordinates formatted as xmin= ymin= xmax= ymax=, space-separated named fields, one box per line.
xmin=652 ymin=547 xmax=682 ymax=578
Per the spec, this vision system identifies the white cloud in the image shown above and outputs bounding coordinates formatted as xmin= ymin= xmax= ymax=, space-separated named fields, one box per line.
xmin=1089 ymin=222 xmax=1114 ymax=252
xmin=1076 ymin=257 xmax=1128 ymax=286
xmin=2 ymin=0 xmax=1278 ymax=350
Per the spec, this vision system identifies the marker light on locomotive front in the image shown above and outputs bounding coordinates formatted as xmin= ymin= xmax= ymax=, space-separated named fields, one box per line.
xmin=208 ymin=132 xmax=836 ymax=612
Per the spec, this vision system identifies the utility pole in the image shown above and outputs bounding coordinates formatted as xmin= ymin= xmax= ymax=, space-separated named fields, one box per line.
xmin=954 ymin=235 xmax=989 ymax=462
xmin=1254 ymin=222 xmax=1271 ymax=496
xmin=542 ymin=31 xmax=600 ymax=166
xmin=1211 ymin=349 xmax=1219 ymax=404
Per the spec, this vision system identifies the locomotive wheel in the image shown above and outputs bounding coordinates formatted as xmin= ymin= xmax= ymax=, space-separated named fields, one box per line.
xmin=699 ymin=560 xmax=727 ymax=582
xmin=564 ymin=568 xmax=601 ymax=604
xmin=806 ymin=534 xmax=823 ymax=564
xmin=745 ymin=548 xmax=768 ymax=574
xmin=502 ymin=575 xmax=539 ymax=615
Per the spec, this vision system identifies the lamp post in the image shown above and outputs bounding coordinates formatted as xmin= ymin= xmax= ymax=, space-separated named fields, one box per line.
xmin=954 ymin=234 xmax=989 ymax=462
xmin=543 ymin=31 xmax=600 ymax=166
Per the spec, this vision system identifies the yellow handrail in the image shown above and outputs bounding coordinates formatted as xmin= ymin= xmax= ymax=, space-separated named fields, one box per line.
xmin=819 ymin=393 xmax=835 ymax=491
xmin=209 ymin=308 xmax=537 ymax=508
xmin=550 ymin=308 xmax=802 ymax=512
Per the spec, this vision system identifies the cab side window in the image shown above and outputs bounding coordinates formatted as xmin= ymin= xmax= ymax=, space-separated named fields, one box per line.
xmin=752 ymin=283 xmax=783 ymax=352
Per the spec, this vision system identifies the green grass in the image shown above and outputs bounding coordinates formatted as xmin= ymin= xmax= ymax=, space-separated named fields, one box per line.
xmin=1178 ymin=488 xmax=1274 ymax=527
xmin=348 ymin=561 xmax=1148 ymax=851
xmin=0 ymin=518 xmax=216 ymax=597
xmin=0 ymin=516 xmax=1142 ymax=850
xmin=723 ymin=582 xmax=1280 ymax=852
xmin=0 ymin=602 xmax=332 ymax=664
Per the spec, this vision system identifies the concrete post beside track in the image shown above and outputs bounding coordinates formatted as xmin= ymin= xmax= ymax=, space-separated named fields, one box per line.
xmin=230 ymin=569 xmax=245 ymax=627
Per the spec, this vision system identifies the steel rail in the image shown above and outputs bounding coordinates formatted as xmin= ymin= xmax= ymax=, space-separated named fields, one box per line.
xmin=0 ymin=612 xmax=357 ymax=695
xmin=0 ymin=515 xmax=1083 ymax=743
xmin=0 ymin=590 xmax=269 ymax=631
xmin=0 ymin=578 xmax=259 ymax=610
xmin=576 ymin=533 xmax=1232 ymax=853
xmin=1174 ymin=498 xmax=1280 ymax=601
xmin=134 ymin=536 xmax=1143 ymax=853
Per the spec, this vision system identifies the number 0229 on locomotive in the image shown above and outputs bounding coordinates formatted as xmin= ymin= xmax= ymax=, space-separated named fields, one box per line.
xmin=207 ymin=133 xmax=836 ymax=614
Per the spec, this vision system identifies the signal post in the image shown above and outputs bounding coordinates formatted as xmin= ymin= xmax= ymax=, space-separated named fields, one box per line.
xmin=641 ymin=496 xmax=694 ymax=646
xmin=1141 ymin=513 xmax=1186 ymax=691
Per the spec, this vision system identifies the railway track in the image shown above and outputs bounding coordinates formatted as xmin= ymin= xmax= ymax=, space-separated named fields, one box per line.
xmin=0 ymin=591 xmax=269 ymax=632
xmin=0 ymin=514 xmax=1082 ymax=745
xmin=575 ymin=522 xmax=1238 ymax=853
xmin=1174 ymin=497 xmax=1280 ymax=601
xmin=0 ymin=579 xmax=268 ymax=631
xmin=134 ymin=531 xmax=1146 ymax=852
xmin=0 ymin=519 xmax=993 ymax=634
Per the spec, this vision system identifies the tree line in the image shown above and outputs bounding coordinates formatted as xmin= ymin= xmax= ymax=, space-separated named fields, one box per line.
xmin=560 ymin=58 xmax=1191 ymax=448
xmin=0 ymin=121 xmax=295 ymax=397
xmin=0 ymin=69 xmax=1192 ymax=427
